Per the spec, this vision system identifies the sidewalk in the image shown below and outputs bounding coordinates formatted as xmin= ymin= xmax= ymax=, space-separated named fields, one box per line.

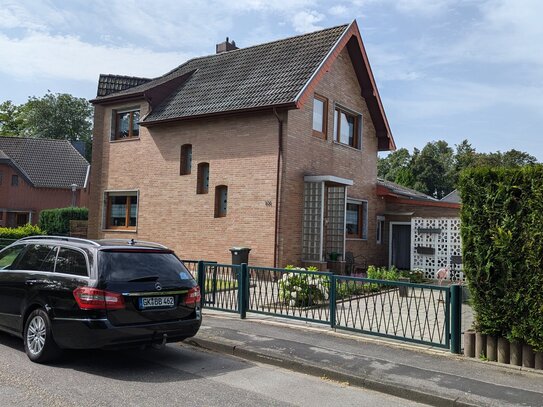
xmin=188 ymin=311 xmax=543 ymax=407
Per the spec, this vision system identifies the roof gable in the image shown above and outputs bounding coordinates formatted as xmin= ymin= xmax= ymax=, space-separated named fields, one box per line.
xmin=92 ymin=21 xmax=394 ymax=151
xmin=0 ymin=137 xmax=90 ymax=189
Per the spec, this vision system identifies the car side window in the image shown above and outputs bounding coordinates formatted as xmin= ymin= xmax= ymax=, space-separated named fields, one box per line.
xmin=0 ymin=245 xmax=26 ymax=270
xmin=55 ymin=248 xmax=88 ymax=277
xmin=16 ymin=244 xmax=57 ymax=272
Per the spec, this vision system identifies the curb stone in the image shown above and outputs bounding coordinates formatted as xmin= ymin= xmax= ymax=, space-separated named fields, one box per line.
xmin=187 ymin=337 xmax=479 ymax=407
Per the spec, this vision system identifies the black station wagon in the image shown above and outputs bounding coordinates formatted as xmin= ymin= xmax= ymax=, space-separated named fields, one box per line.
xmin=0 ymin=236 xmax=201 ymax=363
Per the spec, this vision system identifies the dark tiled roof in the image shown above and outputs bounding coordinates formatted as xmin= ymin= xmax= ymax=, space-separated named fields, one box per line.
xmin=97 ymin=74 xmax=152 ymax=97
xmin=377 ymin=178 xmax=438 ymax=202
xmin=94 ymin=25 xmax=348 ymax=122
xmin=0 ymin=137 xmax=89 ymax=189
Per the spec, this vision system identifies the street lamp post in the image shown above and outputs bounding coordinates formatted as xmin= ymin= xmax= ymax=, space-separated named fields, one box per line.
xmin=70 ymin=184 xmax=78 ymax=207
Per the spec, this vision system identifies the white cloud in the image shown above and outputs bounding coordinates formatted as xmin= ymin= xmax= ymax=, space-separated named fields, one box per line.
xmin=329 ymin=5 xmax=349 ymax=16
xmin=0 ymin=32 xmax=191 ymax=82
xmin=291 ymin=10 xmax=325 ymax=33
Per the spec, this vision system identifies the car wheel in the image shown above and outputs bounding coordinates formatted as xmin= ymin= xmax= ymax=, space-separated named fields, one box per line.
xmin=24 ymin=309 xmax=62 ymax=363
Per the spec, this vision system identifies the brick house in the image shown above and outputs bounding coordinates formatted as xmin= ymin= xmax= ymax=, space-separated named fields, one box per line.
xmin=0 ymin=137 xmax=90 ymax=227
xmin=89 ymin=21 xmax=455 ymax=269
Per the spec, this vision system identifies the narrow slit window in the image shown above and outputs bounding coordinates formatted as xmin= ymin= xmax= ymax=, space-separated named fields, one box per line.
xmin=214 ymin=185 xmax=228 ymax=218
xmin=312 ymin=94 xmax=328 ymax=139
xmin=197 ymin=162 xmax=209 ymax=194
xmin=180 ymin=144 xmax=192 ymax=175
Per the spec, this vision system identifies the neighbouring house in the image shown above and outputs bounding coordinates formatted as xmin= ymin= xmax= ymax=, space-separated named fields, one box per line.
xmin=376 ymin=178 xmax=462 ymax=278
xmin=0 ymin=137 xmax=90 ymax=227
xmin=88 ymin=21 xmax=457 ymax=271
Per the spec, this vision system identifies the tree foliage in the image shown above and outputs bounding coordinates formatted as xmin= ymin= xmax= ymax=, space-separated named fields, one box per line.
xmin=378 ymin=140 xmax=537 ymax=198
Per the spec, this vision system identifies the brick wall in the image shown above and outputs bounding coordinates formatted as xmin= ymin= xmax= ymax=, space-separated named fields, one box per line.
xmin=88 ymin=103 xmax=279 ymax=265
xmin=0 ymin=163 xmax=88 ymax=227
xmin=279 ymin=47 xmax=387 ymax=268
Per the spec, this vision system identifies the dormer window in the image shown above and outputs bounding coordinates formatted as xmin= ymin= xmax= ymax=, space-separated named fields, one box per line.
xmin=113 ymin=108 xmax=140 ymax=140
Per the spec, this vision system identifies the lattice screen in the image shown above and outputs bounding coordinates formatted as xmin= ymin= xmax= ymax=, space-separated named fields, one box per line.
xmin=326 ymin=186 xmax=345 ymax=258
xmin=302 ymin=182 xmax=323 ymax=261
xmin=411 ymin=217 xmax=463 ymax=281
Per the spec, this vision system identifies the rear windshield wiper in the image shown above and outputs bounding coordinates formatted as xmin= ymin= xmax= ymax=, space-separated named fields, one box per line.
xmin=127 ymin=275 xmax=160 ymax=282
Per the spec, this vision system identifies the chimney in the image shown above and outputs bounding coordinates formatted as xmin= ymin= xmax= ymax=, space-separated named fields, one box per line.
xmin=216 ymin=37 xmax=239 ymax=54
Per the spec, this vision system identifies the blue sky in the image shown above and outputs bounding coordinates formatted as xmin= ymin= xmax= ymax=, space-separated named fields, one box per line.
xmin=1 ymin=0 xmax=541 ymax=160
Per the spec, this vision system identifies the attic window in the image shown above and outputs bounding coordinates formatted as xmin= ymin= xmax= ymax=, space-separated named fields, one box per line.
xmin=11 ymin=175 xmax=18 ymax=187
xmin=113 ymin=108 xmax=140 ymax=140
xmin=334 ymin=106 xmax=362 ymax=149
xmin=312 ymin=94 xmax=328 ymax=139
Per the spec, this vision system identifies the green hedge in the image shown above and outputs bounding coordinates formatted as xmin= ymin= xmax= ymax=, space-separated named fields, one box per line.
xmin=0 ymin=224 xmax=44 ymax=239
xmin=459 ymin=165 xmax=543 ymax=351
xmin=39 ymin=207 xmax=88 ymax=236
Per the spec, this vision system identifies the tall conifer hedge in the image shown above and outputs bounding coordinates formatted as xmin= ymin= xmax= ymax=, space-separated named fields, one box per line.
xmin=459 ymin=166 xmax=543 ymax=351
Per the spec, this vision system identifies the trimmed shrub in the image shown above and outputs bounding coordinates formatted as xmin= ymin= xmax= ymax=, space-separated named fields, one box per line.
xmin=39 ymin=207 xmax=88 ymax=236
xmin=0 ymin=224 xmax=44 ymax=239
xmin=459 ymin=165 xmax=543 ymax=351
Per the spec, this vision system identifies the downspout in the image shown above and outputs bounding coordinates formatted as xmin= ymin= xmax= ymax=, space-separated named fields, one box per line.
xmin=272 ymin=108 xmax=284 ymax=268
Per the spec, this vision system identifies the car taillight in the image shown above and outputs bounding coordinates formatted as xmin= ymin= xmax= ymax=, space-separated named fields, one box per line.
xmin=73 ymin=287 xmax=125 ymax=310
xmin=185 ymin=286 xmax=201 ymax=305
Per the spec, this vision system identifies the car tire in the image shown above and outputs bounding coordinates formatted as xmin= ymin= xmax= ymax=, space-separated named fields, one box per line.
xmin=23 ymin=309 xmax=62 ymax=363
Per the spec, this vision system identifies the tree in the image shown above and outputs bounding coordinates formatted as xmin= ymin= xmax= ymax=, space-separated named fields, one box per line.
xmin=0 ymin=101 xmax=24 ymax=136
xmin=18 ymin=92 xmax=92 ymax=142
xmin=378 ymin=139 xmax=537 ymax=200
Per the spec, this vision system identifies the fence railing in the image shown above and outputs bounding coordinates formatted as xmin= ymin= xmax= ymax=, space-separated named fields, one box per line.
xmin=193 ymin=261 xmax=463 ymax=353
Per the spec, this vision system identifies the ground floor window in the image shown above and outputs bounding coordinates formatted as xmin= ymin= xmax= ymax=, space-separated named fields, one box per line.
xmin=346 ymin=199 xmax=368 ymax=239
xmin=105 ymin=191 xmax=138 ymax=229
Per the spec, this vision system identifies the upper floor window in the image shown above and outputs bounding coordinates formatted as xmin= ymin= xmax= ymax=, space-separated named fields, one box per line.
xmin=113 ymin=109 xmax=140 ymax=140
xmin=0 ymin=171 xmax=3 ymax=185
xmin=180 ymin=144 xmax=192 ymax=175
xmin=215 ymin=185 xmax=228 ymax=218
xmin=312 ymin=94 xmax=328 ymax=139
xmin=11 ymin=174 xmax=18 ymax=187
xmin=346 ymin=200 xmax=368 ymax=239
xmin=105 ymin=191 xmax=138 ymax=230
xmin=197 ymin=162 xmax=209 ymax=194
xmin=334 ymin=106 xmax=361 ymax=149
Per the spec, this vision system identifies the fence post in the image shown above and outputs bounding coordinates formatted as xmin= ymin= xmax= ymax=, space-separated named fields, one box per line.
xmin=197 ymin=261 xmax=205 ymax=308
xmin=450 ymin=284 xmax=462 ymax=354
xmin=329 ymin=274 xmax=336 ymax=328
xmin=239 ymin=263 xmax=248 ymax=319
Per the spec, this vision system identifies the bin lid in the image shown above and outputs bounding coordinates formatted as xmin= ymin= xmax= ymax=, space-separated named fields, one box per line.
xmin=229 ymin=247 xmax=251 ymax=252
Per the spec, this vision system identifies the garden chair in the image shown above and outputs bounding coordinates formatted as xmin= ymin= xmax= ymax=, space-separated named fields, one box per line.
xmin=344 ymin=251 xmax=368 ymax=276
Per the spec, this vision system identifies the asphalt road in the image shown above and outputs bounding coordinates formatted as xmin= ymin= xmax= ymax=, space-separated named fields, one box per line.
xmin=0 ymin=331 xmax=426 ymax=407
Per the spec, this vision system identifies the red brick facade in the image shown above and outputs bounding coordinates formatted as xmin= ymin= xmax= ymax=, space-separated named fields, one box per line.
xmin=0 ymin=163 xmax=89 ymax=227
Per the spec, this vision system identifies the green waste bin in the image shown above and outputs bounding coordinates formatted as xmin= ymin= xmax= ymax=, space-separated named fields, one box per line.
xmin=230 ymin=247 xmax=251 ymax=265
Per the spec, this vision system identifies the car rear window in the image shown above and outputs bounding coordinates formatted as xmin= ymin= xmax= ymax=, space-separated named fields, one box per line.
xmin=99 ymin=250 xmax=193 ymax=282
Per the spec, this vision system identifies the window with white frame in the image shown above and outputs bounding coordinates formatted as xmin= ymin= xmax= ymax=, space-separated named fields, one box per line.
xmin=346 ymin=199 xmax=368 ymax=239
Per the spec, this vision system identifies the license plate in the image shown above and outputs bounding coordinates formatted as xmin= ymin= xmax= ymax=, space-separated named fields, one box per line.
xmin=139 ymin=296 xmax=175 ymax=309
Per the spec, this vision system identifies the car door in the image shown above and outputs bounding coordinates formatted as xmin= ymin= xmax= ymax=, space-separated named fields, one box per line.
xmin=5 ymin=244 xmax=57 ymax=333
xmin=0 ymin=244 xmax=27 ymax=333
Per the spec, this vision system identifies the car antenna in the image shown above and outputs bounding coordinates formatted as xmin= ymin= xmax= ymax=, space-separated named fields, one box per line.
xmin=129 ymin=239 xmax=136 ymax=245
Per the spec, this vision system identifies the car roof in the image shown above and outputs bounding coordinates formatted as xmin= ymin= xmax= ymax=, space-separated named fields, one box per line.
xmin=16 ymin=236 xmax=170 ymax=251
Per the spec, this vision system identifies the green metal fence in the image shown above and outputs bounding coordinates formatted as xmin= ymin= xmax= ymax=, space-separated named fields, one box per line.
xmin=193 ymin=261 xmax=461 ymax=353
